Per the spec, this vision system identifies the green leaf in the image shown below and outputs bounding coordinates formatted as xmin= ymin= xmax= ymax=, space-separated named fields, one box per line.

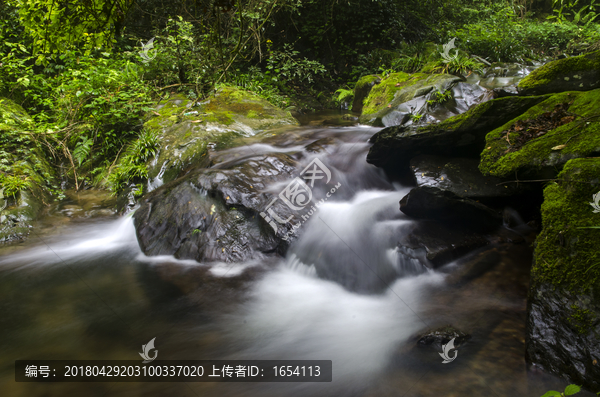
xmin=540 ymin=391 xmax=562 ymax=397
xmin=564 ymin=384 xmax=581 ymax=395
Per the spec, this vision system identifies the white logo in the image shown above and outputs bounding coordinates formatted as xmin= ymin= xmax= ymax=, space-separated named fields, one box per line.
xmin=439 ymin=338 xmax=458 ymax=364
xmin=590 ymin=191 xmax=600 ymax=213
xmin=139 ymin=37 xmax=157 ymax=64
xmin=440 ymin=38 xmax=459 ymax=63
xmin=139 ymin=337 xmax=158 ymax=363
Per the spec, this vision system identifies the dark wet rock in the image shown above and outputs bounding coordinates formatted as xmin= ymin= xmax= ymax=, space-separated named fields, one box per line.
xmin=352 ymin=75 xmax=381 ymax=114
xmin=367 ymin=94 xmax=549 ymax=175
xmin=409 ymin=155 xmax=525 ymax=199
xmin=480 ymin=90 xmax=600 ymax=180
xmin=304 ymin=137 xmax=336 ymax=153
xmin=526 ymin=158 xmax=600 ymax=393
xmin=398 ymin=222 xmax=489 ymax=267
xmin=417 ymin=325 xmax=471 ymax=348
xmin=493 ymin=84 xmax=519 ymax=97
xmin=134 ymin=153 xmax=299 ymax=263
xmin=518 ymin=51 xmax=600 ymax=95
xmin=399 ymin=186 xmax=502 ymax=232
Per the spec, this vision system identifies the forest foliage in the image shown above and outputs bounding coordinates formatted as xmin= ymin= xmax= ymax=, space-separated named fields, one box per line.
xmin=1 ymin=0 xmax=600 ymax=197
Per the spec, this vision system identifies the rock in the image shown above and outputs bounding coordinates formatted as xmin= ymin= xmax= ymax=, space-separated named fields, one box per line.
xmin=526 ymin=158 xmax=600 ymax=393
xmin=366 ymin=94 xmax=550 ymax=175
xmin=144 ymin=87 xmax=298 ymax=190
xmin=416 ymin=325 xmax=471 ymax=348
xmin=445 ymin=246 xmax=504 ymax=285
xmin=480 ymin=90 xmax=600 ymax=180
xmin=352 ymin=74 xmax=381 ymax=114
xmin=493 ymin=84 xmax=519 ymax=97
xmin=398 ymin=221 xmax=489 ymax=267
xmin=399 ymin=186 xmax=502 ymax=232
xmin=0 ymin=98 xmax=55 ymax=243
xmin=409 ymin=155 xmax=525 ymax=199
xmin=134 ymin=153 xmax=299 ymax=263
xmin=518 ymin=51 xmax=600 ymax=95
xmin=359 ymin=73 xmax=473 ymax=126
xmin=483 ymin=63 xmax=533 ymax=78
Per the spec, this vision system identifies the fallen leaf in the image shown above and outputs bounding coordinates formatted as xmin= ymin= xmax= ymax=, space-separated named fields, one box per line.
xmin=487 ymin=146 xmax=491 ymax=150
xmin=552 ymin=144 xmax=566 ymax=150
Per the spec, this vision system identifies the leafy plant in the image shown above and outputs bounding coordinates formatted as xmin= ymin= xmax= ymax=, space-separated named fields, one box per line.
xmin=540 ymin=384 xmax=581 ymax=397
xmin=427 ymin=89 xmax=453 ymax=106
xmin=333 ymin=87 xmax=354 ymax=109
xmin=410 ymin=113 xmax=423 ymax=122
xmin=0 ymin=174 xmax=31 ymax=199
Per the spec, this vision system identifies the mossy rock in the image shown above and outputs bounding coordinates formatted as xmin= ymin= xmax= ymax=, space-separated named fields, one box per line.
xmin=366 ymin=94 xmax=549 ymax=174
xmin=352 ymin=74 xmax=381 ymax=114
xmin=359 ymin=73 xmax=462 ymax=125
xmin=145 ymin=87 xmax=298 ymax=187
xmin=0 ymin=98 xmax=54 ymax=243
xmin=480 ymin=90 xmax=600 ymax=179
xmin=518 ymin=51 xmax=600 ymax=95
xmin=526 ymin=158 xmax=600 ymax=392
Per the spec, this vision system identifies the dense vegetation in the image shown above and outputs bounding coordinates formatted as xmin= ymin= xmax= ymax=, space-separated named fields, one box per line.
xmin=2 ymin=0 xmax=600 ymax=198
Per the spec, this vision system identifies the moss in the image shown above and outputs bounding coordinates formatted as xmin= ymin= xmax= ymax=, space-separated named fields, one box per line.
xmin=568 ymin=304 xmax=595 ymax=334
xmin=518 ymin=51 xmax=600 ymax=94
xmin=532 ymin=158 xmax=600 ymax=295
xmin=361 ymin=72 xmax=416 ymax=115
xmin=144 ymin=87 xmax=297 ymax=185
xmin=480 ymin=90 xmax=600 ymax=178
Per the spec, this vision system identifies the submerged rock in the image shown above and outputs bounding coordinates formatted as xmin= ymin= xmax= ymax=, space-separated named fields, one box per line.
xmin=526 ymin=158 xmax=600 ymax=392
xmin=399 ymin=186 xmax=502 ymax=232
xmin=367 ymin=94 xmax=549 ymax=174
xmin=480 ymin=89 xmax=600 ymax=180
xmin=417 ymin=325 xmax=471 ymax=348
xmin=518 ymin=51 xmax=600 ymax=95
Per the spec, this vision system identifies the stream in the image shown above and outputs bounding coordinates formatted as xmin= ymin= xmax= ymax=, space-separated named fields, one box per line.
xmin=1 ymin=71 xmax=596 ymax=397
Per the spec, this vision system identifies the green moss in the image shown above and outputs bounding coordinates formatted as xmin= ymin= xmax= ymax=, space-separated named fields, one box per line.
xmin=480 ymin=90 xmax=600 ymax=178
xmin=568 ymin=304 xmax=595 ymax=334
xmin=532 ymin=158 xmax=600 ymax=295
xmin=361 ymin=72 xmax=415 ymax=115
xmin=518 ymin=50 xmax=600 ymax=93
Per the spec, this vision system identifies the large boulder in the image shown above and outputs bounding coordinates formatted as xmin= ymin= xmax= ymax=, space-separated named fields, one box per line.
xmin=367 ymin=94 xmax=549 ymax=174
xmin=399 ymin=186 xmax=502 ymax=232
xmin=358 ymin=73 xmax=491 ymax=127
xmin=526 ymin=158 xmax=600 ymax=393
xmin=518 ymin=51 xmax=600 ymax=95
xmin=145 ymin=87 xmax=298 ymax=189
xmin=134 ymin=153 xmax=299 ymax=262
xmin=480 ymin=90 xmax=600 ymax=180
xmin=409 ymin=155 xmax=525 ymax=199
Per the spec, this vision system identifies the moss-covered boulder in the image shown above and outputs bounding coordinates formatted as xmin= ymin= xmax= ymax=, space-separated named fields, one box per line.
xmin=145 ymin=87 xmax=298 ymax=188
xmin=352 ymin=74 xmax=381 ymax=114
xmin=518 ymin=51 xmax=600 ymax=95
xmin=359 ymin=73 xmax=467 ymax=126
xmin=526 ymin=158 xmax=600 ymax=393
xmin=0 ymin=98 xmax=54 ymax=243
xmin=480 ymin=90 xmax=600 ymax=179
xmin=366 ymin=94 xmax=549 ymax=174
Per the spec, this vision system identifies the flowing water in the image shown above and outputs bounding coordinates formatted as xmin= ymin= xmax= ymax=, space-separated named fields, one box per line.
xmin=1 ymin=110 xmax=595 ymax=396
